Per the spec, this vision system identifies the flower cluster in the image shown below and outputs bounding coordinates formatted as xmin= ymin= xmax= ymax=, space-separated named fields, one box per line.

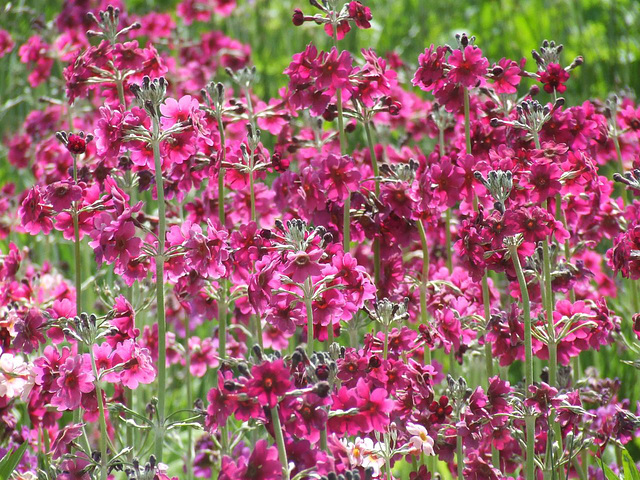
xmin=0 ymin=1 xmax=639 ymax=480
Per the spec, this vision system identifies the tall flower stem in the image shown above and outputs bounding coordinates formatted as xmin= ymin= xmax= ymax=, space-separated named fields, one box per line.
xmin=508 ymin=243 xmax=535 ymax=480
xmin=215 ymin=115 xmax=228 ymax=364
xmin=72 ymin=154 xmax=81 ymax=316
xmin=89 ymin=347 xmax=109 ymax=480
xmin=304 ymin=278 xmax=314 ymax=356
xmin=417 ymin=219 xmax=431 ymax=364
xmin=151 ymin=115 xmax=167 ymax=462
xmin=271 ymin=406 xmax=290 ymax=480
xmin=456 ymin=431 xmax=464 ymax=480
xmin=364 ymin=120 xmax=381 ymax=290
xmin=184 ymin=313 xmax=193 ymax=480
xmin=444 ymin=209 xmax=453 ymax=272
xmin=463 ymin=87 xmax=472 ymax=155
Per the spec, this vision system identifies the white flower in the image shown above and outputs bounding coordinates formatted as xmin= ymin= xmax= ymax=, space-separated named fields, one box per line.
xmin=0 ymin=353 xmax=33 ymax=400
xmin=406 ymin=422 xmax=435 ymax=456
xmin=346 ymin=437 xmax=385 ymax=478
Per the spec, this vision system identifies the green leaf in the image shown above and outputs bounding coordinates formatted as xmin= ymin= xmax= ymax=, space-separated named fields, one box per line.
xmin=599 ymin=456 xmax=621 ymax=480
xmin=0 ymin=442 xmax=28 ymax=480
xmin=622 ymin=448 xmax=640 ymax=480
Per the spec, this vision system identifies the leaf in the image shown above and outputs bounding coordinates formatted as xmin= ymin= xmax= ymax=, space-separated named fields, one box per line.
xmin=598 ymin=456 xmax=621 ymax=480
xmin=622 ymin=448 xmax=640 ymax=480
xmin=0 ymin=442 xmax=28 ymax=480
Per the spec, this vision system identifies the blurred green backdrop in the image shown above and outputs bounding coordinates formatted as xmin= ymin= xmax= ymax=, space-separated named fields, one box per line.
xmin=1 ymin=0 xmax=639 ymax=142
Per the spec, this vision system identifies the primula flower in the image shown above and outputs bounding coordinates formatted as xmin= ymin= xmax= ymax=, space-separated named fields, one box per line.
xmin=13 ymin=309 xmax=46 ymax=354
xmin=349 ymin=1 xmax=372 ymax=29
xmin=46 ymin=181 xmax=82 ymax=212
xmin=354 ymin=378 xmax=394 ymax=432
xmin=539 ymin=63 xmax=570 ymax=93
xmin=491 ymin=57 xmax=521 ymax=94
xmin=51 ymin=355 xmax=95 ymax=411
xmin=110 ymin=339 xmax=156 ymax=389
xmin=19 ymin=186 xmax=54 ymax=235
xmin=412 ymin=44 xmax=448 ymax=92
xmin=446 ymin=45 xmax=488 ymax=88
xmin=0 ymin=30 xmax=14 ymax=58
xmin=245 ymin=359 xmax=291 ymax=409
xmin=406 ymin=423 xmax=436 ymax=456
xmin=312 ymin=47 xmax=352 ymax=91
xmin=51 ymin=423 xmax=84 ymax=459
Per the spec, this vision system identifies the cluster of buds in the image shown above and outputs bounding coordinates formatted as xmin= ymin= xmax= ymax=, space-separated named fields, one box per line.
xmin=491 ymin=98 xmax=564 ymax=136
xmin=56 ymin=131 xmax=93 ymax=156
xmin=614 ymin=169 xmax=640 ymax=193
xmin=455 ymin=32 xmax=476 ymax=49
xmin=62 ymin=313 xmax=114 ymax=347
xmin=380 ymin=159 xmax=419 ymax=184
xmin=474 ymin=170 xmax=513 ymax=213
xmin=429 ymin=103 xmax=455 ymax=133
xmin=366 ymin=298 xmax=409 ymax=331
xmin=124 ymin=455 xmax=157 ymax=480
xmin=320 ymin=468 xmax=375 ymax=480
xmin=446 ymin=374 xmax=472 ymax=416
xmin=292 ymin=1 xmax=372 ymax=32
xmin=531 ymin=40 xmax=582 ymax=72
xmin=87 ymin=5 xmax=140 ymax=44
xmin=270 ymin=219 xmax=333 ymax=253
xmin=130 ymin=76 xmax=168 ymax=119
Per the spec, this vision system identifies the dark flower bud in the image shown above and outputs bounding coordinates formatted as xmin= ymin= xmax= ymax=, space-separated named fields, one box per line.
xmin=529 ymin=84 xmax=540 ymax=96
xmin=252 ymin=344 xmax=263 ymax=360
xmin=368 ymin=355 xmax=381 ymax=369
xmin=292 ymin=9 xmax=305 ymax=26
xmin=345 ymin=120 xmax=357 ymax=133
xmin=314 ymin=381 xmax=331 ymax=397
xmin=259 ymin=228 xmax=272 ymax=239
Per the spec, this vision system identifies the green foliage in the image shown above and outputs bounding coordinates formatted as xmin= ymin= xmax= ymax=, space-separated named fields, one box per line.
xmin=0 ymin=442 xmax=28 ymax=480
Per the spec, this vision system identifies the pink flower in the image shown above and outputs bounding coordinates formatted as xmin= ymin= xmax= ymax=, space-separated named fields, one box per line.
xmin=160 ymin=95 xmax=199 ymax=129
xmin=111 ymin=339 xmax=156 ymax=389
xmin=312 ymin=47 xmax=353 ymax=91
xmin=349 ymin=2 xmax=372 ymax=29
xmin=412 ymin=44 xmax=448 ymax=92
xmin=539 ymin=63 xmax=570 ymax=93
xmin=245 ymin=359 xmax=291 ymax=408
xmin=19 ymin=186 xmax=54 ymax=235
xmin=492 ymin=58 xmax=521 ymax=94
xmin=446 ymin=45 xmax=488 ymax=88
xmin=46 ymin=181 xmax=82 ymax=212
xmin=51 ymin=355 xmax=95 ymax=411
xmin=354 ymin=378 xmax=394 ymax=432
xmin=0 ymin=30 xmax=14 ymax=58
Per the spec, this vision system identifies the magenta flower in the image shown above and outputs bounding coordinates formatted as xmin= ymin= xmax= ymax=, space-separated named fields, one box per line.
xmin=354 ymin=378 xmax=394 ymax=432
xmin=539 ymin=63 xmax=570 ymax=93
xmin=349 ymin=1 xmax=372 ymax=29
xmin=282 ymin=248 xmax=324 ymax=282
xmin=446 ymin=45 xmax=488 ymax=88
xmin=111 ymin=339 xmax=156 ymax=389
xmin=315 ymin=153 xmax=361 ymax=204
xmin=51 ymin=355 xmax=95 ymax=411
xmin=491 ymin=57 xmax=522 ymax=94
xmin=312 ymin=47 xmax=352 ymax=91
xmin=245 ymin=359 xmax=291 ymax=409
xmin=412 ymin=44 xmax=448 ymax=92
xmin=46 ymin=181 xmax=82 ymax=212
xmin=13 ymin=309 xmax=46 ymax=354
xmin=19 ymin=186 xmax=54 ymax=235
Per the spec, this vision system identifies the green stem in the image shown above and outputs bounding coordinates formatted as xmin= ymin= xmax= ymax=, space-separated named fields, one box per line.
xmin=364 ymin=120 xmax=381 ymax=290
xmin=481 ymin=275 xmax=494 ymax=383
xmin=184 ymin=314 xmax=193 ymax=480
xmin=216 ymin=116 xmax=226 ymax=226
xmin=445 ymin=209 xmax=453 ymax=272
xmin=270 ymin=406 xmax=290 ymax=480
xmin=152 ymin=115 xmax=167 ymax=462
xmin=72 ymin=154 xmax=81 ymax=316
xmin=383 ymin=321 xmax=389 ymax=361
xmin=304 ymin=278 xmax=314 ymax=357
xmin=463 ymin=87 xmax=472 ymax=154
xmin=89 ymin=348 xmax=109 ymax=480
xmin=417 ymin=219 xmax=431 ymax=364
xmin=343 ymin=194 xmax=351 ymax=251
xmin=508 ymin=244 xmax=535 ymax=480
xmin=456 ymin=427 xmax=464 ymax=479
